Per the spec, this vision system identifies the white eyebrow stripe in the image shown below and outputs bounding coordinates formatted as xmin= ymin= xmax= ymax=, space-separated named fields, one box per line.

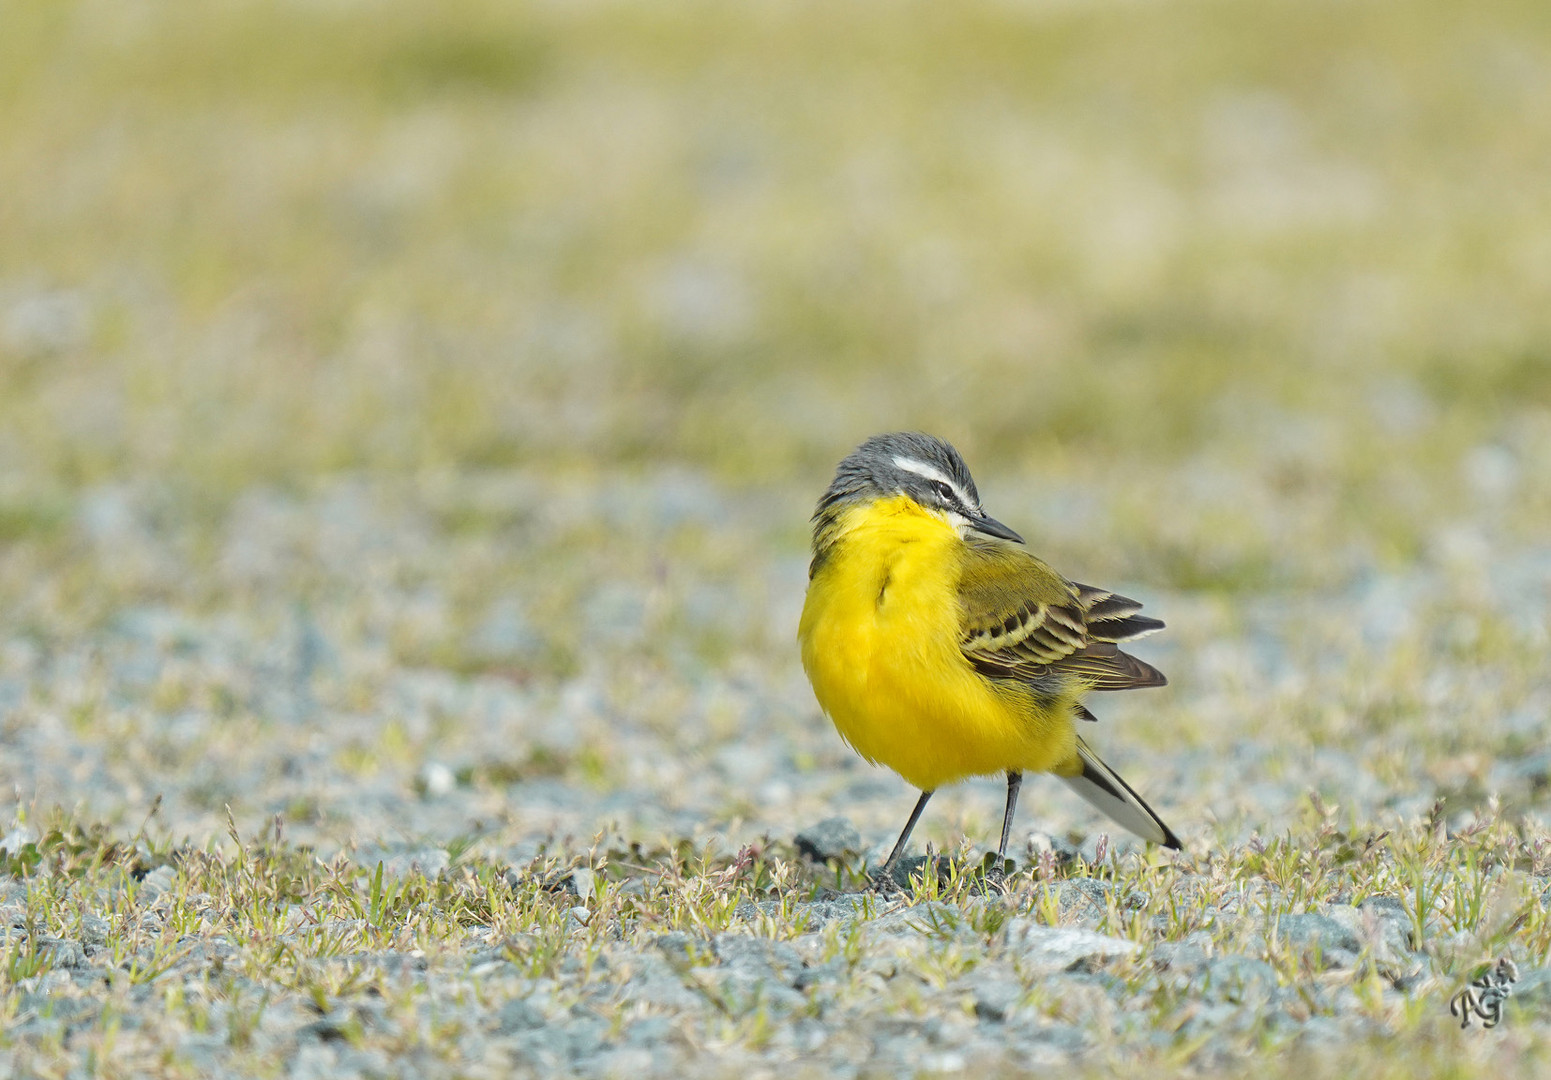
xmin=892 ymin=455 xmax=977 ymax=510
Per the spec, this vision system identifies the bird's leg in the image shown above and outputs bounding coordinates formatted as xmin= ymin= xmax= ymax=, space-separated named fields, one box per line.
xmin=986 ymin=770 xmax=1023 ymax=888
xmin=870 ymin=789 xmax=933 ymax=893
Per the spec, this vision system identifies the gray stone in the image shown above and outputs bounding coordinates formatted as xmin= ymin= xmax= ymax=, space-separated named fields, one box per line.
xmin=297 ymin=1015 xmax=356 ymax=1043
xmin=972 ymin=977 xmax=1025 ymax=1021
xmin=1271 ymin=913 xmax=1360 ymax=967
xmin=795 ymin=817 xmax=862 ymax=862
xmin=138 ymin=865 xmax=177 ymax=899
xmin=732 ymin=898 xmax=779 ymax=922
xmin=1032 ymin=878 xmax=1115 ymax=925
xmin=1003 ymin=920 xmax=1138 ymax=973
xmin=652 ymin=931 xmax=713 ymax=966
xmin=416 ymin=761 xmax=457 ymax=798
xmin=786 ymin=1017 xmax=830 ymax=1053
xmin=497 ymin=997 xmax=547 ymax=1034
xmin=1357 ymin=895 xmax=1416 ymax=951
xmin=1512 ymin=965 xmax=1551 ymax=1003
xmin=507 ymin=1029 xmax=568 ymax=1072
xmin=565 ymin=867 xmax=597 ymax=902
xmin=707 ymin=965 xmax=807 ymax=1015
xmin=174 ymin=1033 xmax=227 ymax=1074
xmin=624 ymin=1016 xmax=672 ymax=1047
xmin=282 ymin=1042 xmax=341 ymax=1080
xmin=867 ymin=901 xmax=979 ymax=944
xmin=7 ymin=935 xmax=90 ymax=970
xmin=1198 ymin=955 xmax=1280 ymax=1006
xmin=705 ymin=934 xmax=808 ymax=1014
xmin=794 ymin=960 xmax=846 ymax=992
xmin=615 ymin=951 xmax=706 ymax=1012
xmin=1029 ymin=1022 xmax=1090 ymax=1056
xmin=884 ymin=853 xmax=957 ymax=890
xmin=1504 ymin=966 xmax=1551 ymax=1024
xmin=1151 ymin=932 xmax=1213 ymax=974
xmin=713 ymin=934 xmax=804 ymax=984
xmin=562 ymin=1010 xmax=609 ymax=1060
xmin=1296 ymin=1015 xmax=1343 ymax=1045
xmin=584 ymin=1047 xmax=656 ymax=1077
xmin=78 ymin=914 xmax=111 ymax=946
xmin=365 ymin=950 xmax=429 ymax=976
xmin=1259 ymin=1007 xmax=1303 ymax=1036
xmin=465 ymin=599 xmax=542 ymax=664
xmin=1357 ymin=893 xmax=1408 ymax=919
xmin=1175 ymin=1001 xmax=1243 ymax=1041
xmin=564 ymin=952 xmax=608 ymax=981
xmin=1055 ymin=968 xmax=1132 ymax=1000
xmin=16 ymin=991 xmax=88 ymax=1023
xmin=1326 ymin=901 xmax=1417 ymax=977
xmin=784 ymin=895 xmax=875 ymax=931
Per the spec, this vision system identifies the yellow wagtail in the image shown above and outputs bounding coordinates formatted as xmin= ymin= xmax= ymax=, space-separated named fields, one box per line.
xmin=799 ymin=432 xmax=1180 ymax=885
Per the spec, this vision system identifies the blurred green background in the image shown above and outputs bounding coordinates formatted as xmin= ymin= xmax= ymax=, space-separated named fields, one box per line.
xmin=2 ymin=0 xmax=1549 ymax=591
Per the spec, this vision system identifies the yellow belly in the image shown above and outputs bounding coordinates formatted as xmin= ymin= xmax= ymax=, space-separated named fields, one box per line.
xmin=797 ymin=497 xmax=1078 ymax=791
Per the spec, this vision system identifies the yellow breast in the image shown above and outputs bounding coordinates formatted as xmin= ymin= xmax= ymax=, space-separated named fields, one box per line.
xmin=797 ymin=495 xmax=1077 ymax=791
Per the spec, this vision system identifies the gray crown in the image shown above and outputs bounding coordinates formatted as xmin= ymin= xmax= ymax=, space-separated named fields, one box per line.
xmin=816 ymin=432 xmax=982 ymax=519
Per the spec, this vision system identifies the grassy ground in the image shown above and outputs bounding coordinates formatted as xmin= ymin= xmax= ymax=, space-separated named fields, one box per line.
xmin=2 ymin=0 xmax=1551 ymax=1075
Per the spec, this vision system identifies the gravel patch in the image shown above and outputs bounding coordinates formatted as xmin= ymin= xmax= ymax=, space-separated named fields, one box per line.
xmin=0 ymin=478 xmax=1548 ymax=1076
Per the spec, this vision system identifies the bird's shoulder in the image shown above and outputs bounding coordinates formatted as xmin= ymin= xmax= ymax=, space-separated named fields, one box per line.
xmin=956 ymin=540 xmax=1167 ymax=690
xmin=955 ymin=540 xmax=1085 ymax=657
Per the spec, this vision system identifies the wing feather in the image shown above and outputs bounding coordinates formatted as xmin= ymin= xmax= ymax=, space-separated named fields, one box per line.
xmin=959 ymin=554 xmax=1167 ymax=693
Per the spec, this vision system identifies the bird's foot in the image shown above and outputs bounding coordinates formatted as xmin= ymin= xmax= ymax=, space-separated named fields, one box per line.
xmin=866 ymin=868 xmax=904 ymax=897
xmin=980 ymin=855 xmax=1015 ymax=895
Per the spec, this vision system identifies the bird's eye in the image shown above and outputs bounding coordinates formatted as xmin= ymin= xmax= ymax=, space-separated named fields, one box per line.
xmin=930 ymin=480 xmax=956 ymax=504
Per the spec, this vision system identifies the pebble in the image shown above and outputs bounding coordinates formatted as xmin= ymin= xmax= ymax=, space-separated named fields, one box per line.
xmin=1198 ymin=955 xmax=1281 ymax=1006
xmin=418 ymin=761 xmax=457 ymax=798
xmin=496 ymin=998 xmax=547 ymax=1034
xmin=795 ymin=817 xmax=863 ymax=862
xmin=1003 ymin=921 xmax=1139 ymax=974
xmin=138 ymin=865 xmax=178 ymax=899
xmin=1040 ymin=878 xmax=1115 ymax=925
xmin=1270 ymin=913 xmax=1361 ymax=968
xmin=565 ymin=868 xmax=597 ymax=902
xmin=972 ymin=978 xmax=1026 ymax=1022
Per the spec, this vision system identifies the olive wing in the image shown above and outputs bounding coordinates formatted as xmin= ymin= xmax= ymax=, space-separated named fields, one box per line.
xmin=957 ymin=541 xmax=1166 ymax=693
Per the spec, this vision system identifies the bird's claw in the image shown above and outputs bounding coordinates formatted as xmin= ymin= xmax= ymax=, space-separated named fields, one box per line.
xmin=866 ymin=869 xmax=904 ymax=897
xmin=981 ymin=857 xmax=1014 ymax=894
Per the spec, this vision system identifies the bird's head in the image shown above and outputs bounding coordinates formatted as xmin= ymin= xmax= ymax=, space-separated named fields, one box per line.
xmin=814 ymin=432 xmax=1024 ymax=545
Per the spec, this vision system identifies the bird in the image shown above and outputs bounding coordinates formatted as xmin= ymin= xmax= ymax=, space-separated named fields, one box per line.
xmin=797 ymin=432 xmax=1180 ymax=888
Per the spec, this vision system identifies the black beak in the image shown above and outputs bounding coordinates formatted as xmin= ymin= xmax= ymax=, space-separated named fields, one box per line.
xmin=970 ymin=514 xmax=1024 ymax=544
